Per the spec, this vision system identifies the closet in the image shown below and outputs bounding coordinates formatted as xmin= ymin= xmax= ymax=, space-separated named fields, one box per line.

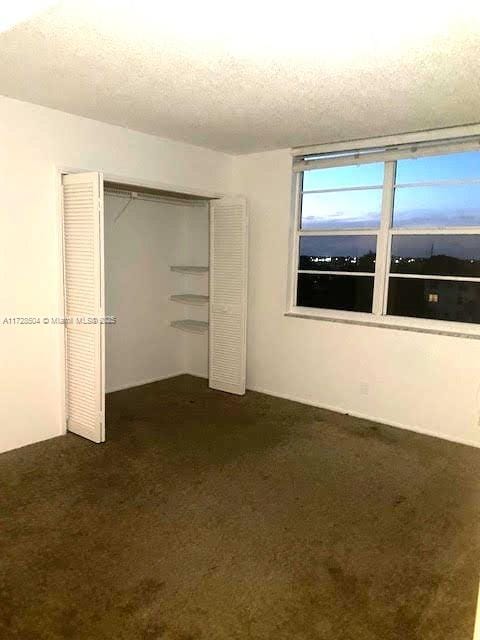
xmin=62 ymin=172 xmax=248 ymax=444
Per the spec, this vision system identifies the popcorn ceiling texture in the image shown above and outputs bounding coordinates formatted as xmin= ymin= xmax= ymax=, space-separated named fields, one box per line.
xmin=0 ymin=1 xmax=479 ymax=154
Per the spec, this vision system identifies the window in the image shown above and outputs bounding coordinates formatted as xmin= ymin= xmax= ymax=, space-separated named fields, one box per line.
xmin=291 ymin=140 xmax=480 ymax=326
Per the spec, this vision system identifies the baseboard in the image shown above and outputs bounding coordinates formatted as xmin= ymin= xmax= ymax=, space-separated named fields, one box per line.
xmin=247 ymin=384 xmax=480 ymax=449
xmin=106 ymin=371 xmax=187 ymax=394
xmin=184 ymin=370 xmax=208 ymax=380
xmin=0 ymin=429 xmax=64 ymax=456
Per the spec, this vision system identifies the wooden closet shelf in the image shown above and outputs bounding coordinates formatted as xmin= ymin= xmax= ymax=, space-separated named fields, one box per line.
xmin=170 ymin=266 xmax=209 ymax=274
xmin=170 ymin=320 xmax=209 ymax=334
xmin=170 ymin=294 xmax=209 ymax=305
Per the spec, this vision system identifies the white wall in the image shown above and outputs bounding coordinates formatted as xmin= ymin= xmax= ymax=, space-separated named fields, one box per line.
xmin=233 ymin=149 xmax=480 ymax=448
xmin=0 ymin=95 xmax=231 ymax=453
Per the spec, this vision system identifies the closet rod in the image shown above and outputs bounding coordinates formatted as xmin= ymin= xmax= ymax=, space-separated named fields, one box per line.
xmin=105 ymin=188 xmax=207 ymax=208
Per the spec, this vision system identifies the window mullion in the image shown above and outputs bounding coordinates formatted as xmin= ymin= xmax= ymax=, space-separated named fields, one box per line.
xmin=372 ymin=161 xmax=395 ymax=315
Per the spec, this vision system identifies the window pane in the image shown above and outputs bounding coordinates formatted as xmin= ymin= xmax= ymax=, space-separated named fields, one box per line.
xmin=299 ymin=235 xmax=377 ymax=272
xmin=393 ymin=184 xmax=480 ymax=227
xmin=396 ymin=151 xmax=480 ymax=184
xmin=297 ymin=274 xmax=374 ymax=312
xmin=303 ymin=163 xmax=384 ymax=191
xmin=301 ymin=189 xmax=382 ymax=229
xmin=387 ymin=278 xmax=480 ymax=323
xmin=390 ymin=235 xmax=480 ymax=277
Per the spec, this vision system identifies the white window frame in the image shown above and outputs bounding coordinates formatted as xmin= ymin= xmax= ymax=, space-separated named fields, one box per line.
xmin=286 ymin=127 xmax=480 ymax=339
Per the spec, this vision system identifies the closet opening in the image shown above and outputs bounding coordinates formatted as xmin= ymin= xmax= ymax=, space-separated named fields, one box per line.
xmin=104 ymin=180 xmax=212 ymax=394
xmin=61 ymin=172 xmax=248 ymax=444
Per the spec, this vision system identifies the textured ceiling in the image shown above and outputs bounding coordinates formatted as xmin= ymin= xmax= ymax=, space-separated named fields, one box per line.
xmin=1 ymin=1 xmax=480 ymax=154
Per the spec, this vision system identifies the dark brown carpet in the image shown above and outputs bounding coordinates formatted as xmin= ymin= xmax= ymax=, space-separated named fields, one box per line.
xmin=1 ymin=375 xmax=479 ymax=640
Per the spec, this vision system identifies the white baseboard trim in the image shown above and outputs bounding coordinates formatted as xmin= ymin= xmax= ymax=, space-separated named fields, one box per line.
xmin=106 ymin=371 xmax=187 ymax=394
xmin=247 ymin=384 xmax=480 ymax=449
xmin=107 ymin=371 xmax=208 ymax=394
xmin=185 ymin=371 xmax=208 ymax=380
xmin=0 ymin=429 xmax=64 ymax=455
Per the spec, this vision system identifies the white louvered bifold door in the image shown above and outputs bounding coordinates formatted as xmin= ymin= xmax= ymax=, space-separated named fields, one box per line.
xmin=62 ymin=172 xmax=105 ymax=443
xmin=209 ymin=196 xmax=248 ymax=395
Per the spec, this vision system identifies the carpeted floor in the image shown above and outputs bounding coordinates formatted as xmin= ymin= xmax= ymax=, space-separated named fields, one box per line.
xmin=1 ymin=375 xmax=479 ymax=640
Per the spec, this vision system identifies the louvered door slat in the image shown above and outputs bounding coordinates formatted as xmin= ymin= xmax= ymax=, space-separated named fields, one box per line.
xmin=209 ymin=197 xmax=248 ymax=395
xmin=63 ymin=172 xmax=105 ymax=443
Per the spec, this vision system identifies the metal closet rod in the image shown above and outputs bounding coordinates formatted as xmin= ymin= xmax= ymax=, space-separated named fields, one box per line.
xmin=104 ymin=188 xmax=207 ymax=208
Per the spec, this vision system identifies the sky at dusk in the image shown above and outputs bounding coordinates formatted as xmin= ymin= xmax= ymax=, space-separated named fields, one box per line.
xmin=301 ymin=151 xmax=480 ymax=230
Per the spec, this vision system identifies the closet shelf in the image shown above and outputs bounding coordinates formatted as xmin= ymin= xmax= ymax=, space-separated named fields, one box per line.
xmin=170 ymin=265 xmax=209 ymax=274
xmin=170 ymin=294 xmax=209 ymax=305
xmin=170 ymin=320 xmax=209 ymax=334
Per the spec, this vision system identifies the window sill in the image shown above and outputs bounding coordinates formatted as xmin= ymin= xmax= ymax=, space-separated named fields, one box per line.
xmin=285 ymin=307 xmax=480 ymax=340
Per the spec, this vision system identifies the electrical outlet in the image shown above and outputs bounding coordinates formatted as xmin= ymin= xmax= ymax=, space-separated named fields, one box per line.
xmin=360 ymin=382 xmax=369 ymax=396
